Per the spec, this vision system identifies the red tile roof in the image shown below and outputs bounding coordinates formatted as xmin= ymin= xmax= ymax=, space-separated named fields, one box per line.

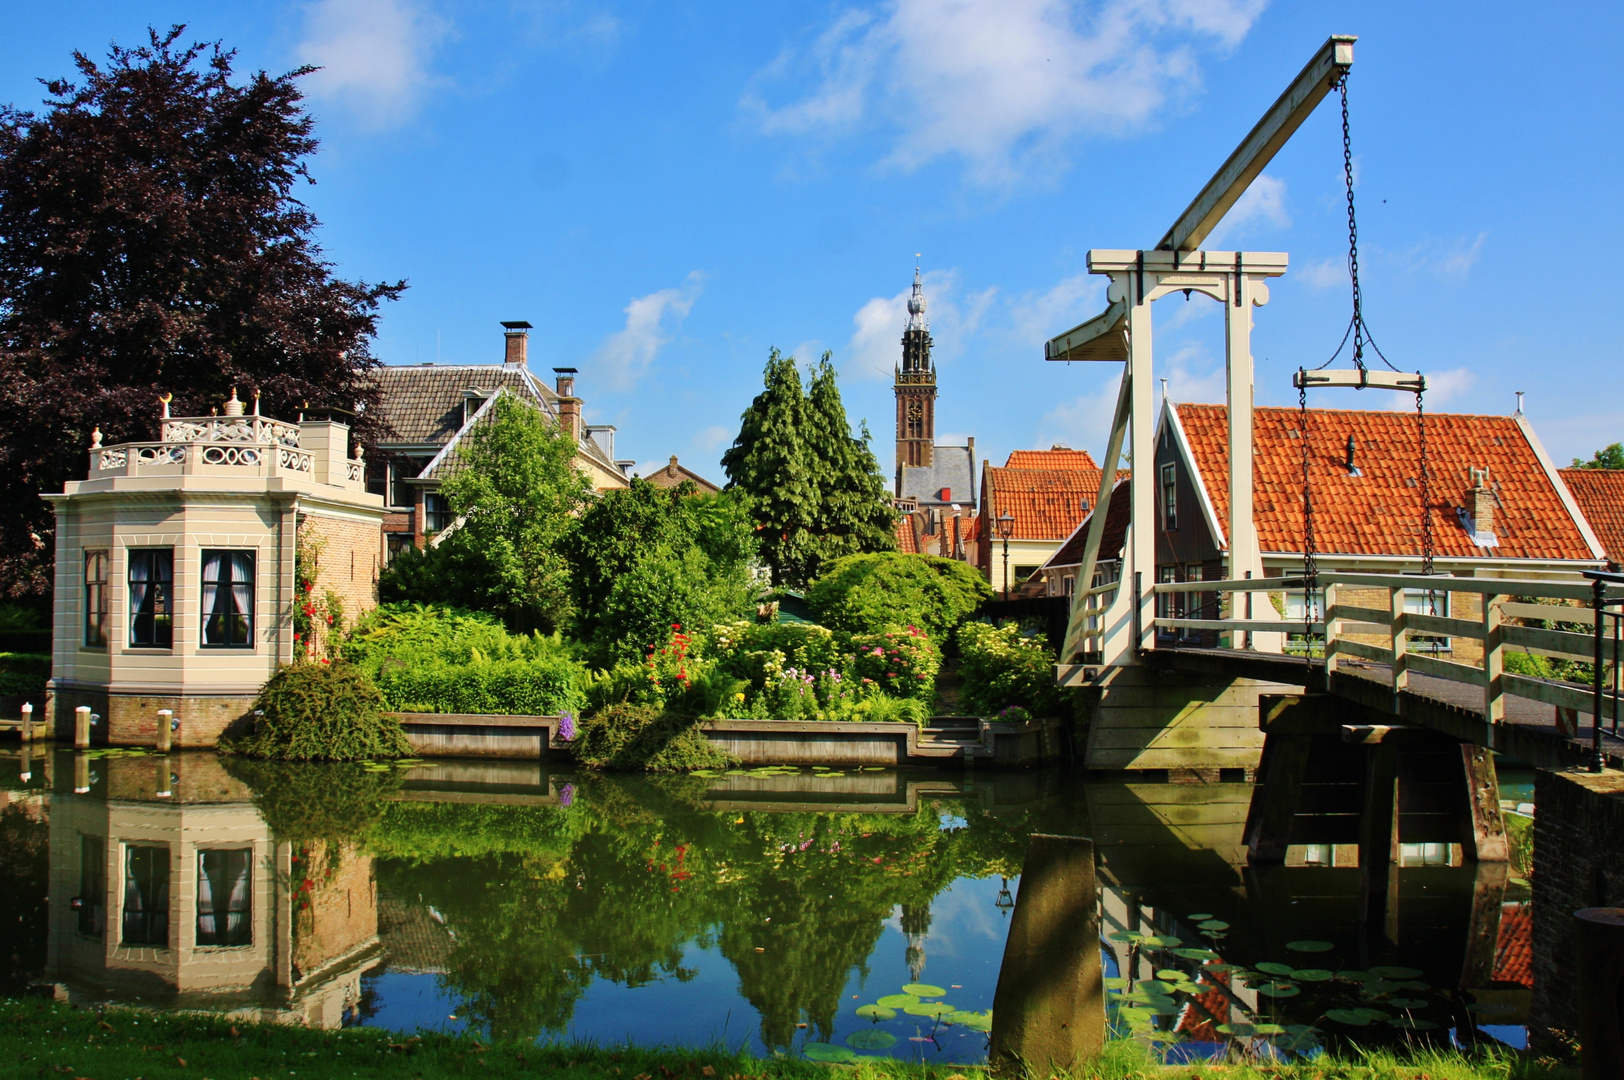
xmin=894 ymin=515 xmax=919 ymax=554
xmin=984 ymin=450 xmax=1106 ymax=542
xmin=1004 ymin=448 xmax=1098 ymax=471
xmin=1559 ymin=468 xmax=1624 ymax=565
xmin=1492 ymin=902 xmax=1532 ymax=988
xmin=1040 ymin=481 xmax=1131 ymax=569
xmin=1174 ymin=404 xmax=1595 ymax=560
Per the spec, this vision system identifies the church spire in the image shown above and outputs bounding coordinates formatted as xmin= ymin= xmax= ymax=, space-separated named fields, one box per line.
xmin=894 ymin=259 xmax=937 ymax=482
xmin=906 ymin=261 xmax=927 ymax=332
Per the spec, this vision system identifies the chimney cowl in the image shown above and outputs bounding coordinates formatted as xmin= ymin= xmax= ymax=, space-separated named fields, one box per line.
xmin=1462 ymin=467 xmax=1499 ymax=547
xmin=502 ymin=321 xmax=531 ymax=366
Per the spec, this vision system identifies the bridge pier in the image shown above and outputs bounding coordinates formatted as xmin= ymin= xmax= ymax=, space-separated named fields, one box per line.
xmin=1077 ymin=666 xmax=1299 ymax=772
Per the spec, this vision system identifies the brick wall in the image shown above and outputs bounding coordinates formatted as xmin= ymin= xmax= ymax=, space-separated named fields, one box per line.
xmin=294 ymin=842 xmax=378 ymax=978
xmin=301 ymin=513 xmax=381 ymax=651
xmin=48 ymin=686 xmax=257 ymax=746
xmin=1333 ymin=585 xmax=1485 ymax=665
xmin=1529 ymin=769 xmax=1624 ymax=1047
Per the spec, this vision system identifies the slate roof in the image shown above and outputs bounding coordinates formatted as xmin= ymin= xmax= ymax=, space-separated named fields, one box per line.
xmin=982 ymin=448 xmax=1106 ymax=541
xmin=641 ymin=455 xmax=721 ymax=494
xmin=1174 ymin=403 xmax=1598 ymax=561
xmin=1040 ymin=480 xmax=1131 ymax=570
xmin=1559 ymin=468 xmax=1624 ymax=565
xmin=898 ymin=444 xmax=977 ymax=508
xmin=374 ymin=363 xmax=557 ymax=446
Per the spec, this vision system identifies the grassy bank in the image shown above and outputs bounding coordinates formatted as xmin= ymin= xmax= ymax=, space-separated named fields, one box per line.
xmin=1 ymin=997 xmax=1569 ymax=1080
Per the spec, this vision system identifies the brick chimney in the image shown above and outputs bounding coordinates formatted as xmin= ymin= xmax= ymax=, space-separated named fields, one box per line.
xmin=553 ymin=367 xmax=581 ymax=441
xmin=501 ymin=321 xmax=532 ymax=367
xmin=1470 ymin=467 xmax=1495 ymax=536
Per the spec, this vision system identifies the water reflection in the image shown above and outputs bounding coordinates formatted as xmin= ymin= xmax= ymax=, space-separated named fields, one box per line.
xmin=0 ymin=749 xmax=1532 ymax=1061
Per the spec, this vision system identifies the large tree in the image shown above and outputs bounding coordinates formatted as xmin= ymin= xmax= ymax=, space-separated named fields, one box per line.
xmin=0 ymin=28 xmax=404 ymax=596
xmin=722 ymin=350 xmax=895 ymax=587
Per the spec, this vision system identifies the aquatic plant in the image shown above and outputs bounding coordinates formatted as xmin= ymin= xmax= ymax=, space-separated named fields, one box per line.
xmin=572 ymin=703 xmax=736 ymax=772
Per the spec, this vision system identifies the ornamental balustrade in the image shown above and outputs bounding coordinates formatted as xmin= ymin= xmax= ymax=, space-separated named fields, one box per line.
xmin=90 ymin=438 xmax=350 ymax=485
xmin=160 ymin=415 xmax=301 ymax=448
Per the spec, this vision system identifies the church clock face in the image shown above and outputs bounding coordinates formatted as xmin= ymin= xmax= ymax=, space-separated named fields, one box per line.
xmin=907 ymin=402 xmax=922 ymax=421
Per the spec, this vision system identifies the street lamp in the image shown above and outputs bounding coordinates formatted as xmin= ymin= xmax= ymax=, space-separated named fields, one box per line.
xmin=996 ymin=511 xmax=1015 ymax=598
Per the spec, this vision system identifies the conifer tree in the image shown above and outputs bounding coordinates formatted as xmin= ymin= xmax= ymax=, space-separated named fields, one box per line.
xmin=722 ymin=349 xmax=895 ymax=587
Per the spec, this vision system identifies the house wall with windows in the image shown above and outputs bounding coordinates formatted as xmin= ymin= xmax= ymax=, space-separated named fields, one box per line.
xmin=43 ymin=394 xmax=386 ymax=746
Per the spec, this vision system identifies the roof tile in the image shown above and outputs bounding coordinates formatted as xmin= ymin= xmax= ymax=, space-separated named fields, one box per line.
xmin=1559 ymin=468 xmax=1624 ymax=565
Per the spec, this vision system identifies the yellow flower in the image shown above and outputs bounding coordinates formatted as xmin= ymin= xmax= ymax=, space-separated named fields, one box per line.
xmin=734 ymin=692 xmax=746 ymax=703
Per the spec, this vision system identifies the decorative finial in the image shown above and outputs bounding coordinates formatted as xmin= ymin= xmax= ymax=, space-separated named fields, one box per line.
xmin=252 ymin=388 xmax=261 ymax=416
xmin=906 ymin=261 xmax=927 ymax=331
xmin=159 ymin=392 xmax=173 ymax=419
xmin=223 ymin=387 xmax=244 ymax=417
xmin=90 ymin=427 xmax=103 ymax=450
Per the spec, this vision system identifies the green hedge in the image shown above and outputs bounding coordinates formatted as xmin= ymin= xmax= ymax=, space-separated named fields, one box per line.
xmin=806 ymin=552 xmax=990 ymax=641
xmin=224 ymin=661 xmax=413 ymax=761
xmin=573 ymin=702 xmax=735 ymax=772
xmin=379 ymin=655 xmax=584 ymax=716
xmin=957 ymin=621 xmax=1063 ymax=718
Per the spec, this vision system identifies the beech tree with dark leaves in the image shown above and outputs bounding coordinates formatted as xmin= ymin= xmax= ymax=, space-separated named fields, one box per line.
xmin=0 ymin=27 xmax=404 ymax=597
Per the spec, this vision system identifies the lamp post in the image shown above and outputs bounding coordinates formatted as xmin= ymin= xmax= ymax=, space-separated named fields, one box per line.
xmin=997 ymin=511 xmax=1015 ymax=599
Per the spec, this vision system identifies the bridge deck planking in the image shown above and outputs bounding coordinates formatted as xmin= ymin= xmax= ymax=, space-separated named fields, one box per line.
xmin=1153 ymin=647 xmax=1624 ymax=771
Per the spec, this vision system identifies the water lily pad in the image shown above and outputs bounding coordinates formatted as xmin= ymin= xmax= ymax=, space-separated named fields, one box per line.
xmin=1117 ymin=1007 xmax=1156 ymax=1027
xmin=902 ymin=983 xmax=946 ymax=997
xmin=1215 ymin=1023 xmax=1256 ymax=1037
xmin=902 ymin=1002 xmax=954 ymax=1018
xmin=1171 ymin=982 xmax=1204 ymax=995
xmin=855 ymin=1005 xmax=896 ymax=1021
xmin=1141 ymin=935 xmax=1183 ymax=947
xmin=1251 ymin=1023 xmax=1286 ymax=1035
xmin=1292 ymin=969 xmax=1334 ymax=982
xmin=1256 ymin=961 xmax=1296 ymax=976
xmin=1197 ymin=920 xmax=1229 ymax=931
xmin=1285 ymin=939 xmax=1335 ymax=953
xmin=1362 ymin=979 xmax=1403 ymax=994
xmin=875 ymin=994 xmax=917 ymax=1008
xmin=1353 ymin=1008 xmax=1391 ymax=1022
xmin=845 ymin=1030 xmax=896 ymax=1050
xmin=1399 ymin=980 xmax=1431 ymax=992
xmin=1173 ymin=948 xmax=1219 ymax=961
xmin=945 ymin=1010 xmax=992 ymax=1031
xmin=1254 ymin=982 xmax=1301 ymax=998
xmin=1388 ymin=997 xmax=1430 ymax=1009
xmin=1202 ymin=963 xmax=1245 ymax=973
xmin=803 ymin=1043 xmax=856 ymax=1062
xmin=1138 ymin=980 xmax=1175 ymax=994
xmin=1369 ymin=965 xmax=1424 ymax=980
xmin=1155 ymin=968 xmax=1185 ymax=981
xmin=1107 ymin=930 xmax=1144 ymax=943
xmin=1103 ymin=977 xmax=1128 ymax=989
xmin=1187 ymin=913 xmax=1214 ymax=921
xmin=1325 ymin=1009 xmax=1372 ymax=1026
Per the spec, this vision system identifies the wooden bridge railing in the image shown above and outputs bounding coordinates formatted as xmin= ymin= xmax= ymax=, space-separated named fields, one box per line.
xmin=1150 ymin=572 xmax=1624 ymax=735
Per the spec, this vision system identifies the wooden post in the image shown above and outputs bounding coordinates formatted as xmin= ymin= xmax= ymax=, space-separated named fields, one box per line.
xmin=1575 ymin=908 xmax=1624 ymax=1080
xmin=1389 ymin=587 xmax=1408 ymax=715
xmin=73 ymin=752 xmax=90 ymax=794
xmin=156 ymin=709 xmax=173 ymax=754
xmin=1243 ymin=734 xmax=1312 ymax=863
xmin=1482 ymin=594 xmax=1504 ymax=737
xmin=1459 ymin=860 xmax=1508 ymax=988
xmin=18 ymin=701 xmax=31 ymax=742
xmin=18 ymin=743 xmax=32 ymax=783
xmin=988 ymin=835 xmax=1105 ymax=1076
xmin=1323 ymin=582 xmax=1341 ymax=678
xmin=1459 ymin=744 xmax=1508 ymax=862
xmin=1357 ymin=741 xmax=1399 ymax=925
xmin=74 ymin=705 xmax=91 ymax=749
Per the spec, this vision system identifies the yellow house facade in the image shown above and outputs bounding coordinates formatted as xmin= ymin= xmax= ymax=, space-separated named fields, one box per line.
xmin=43 ymin=392 xmax=386 ymax=746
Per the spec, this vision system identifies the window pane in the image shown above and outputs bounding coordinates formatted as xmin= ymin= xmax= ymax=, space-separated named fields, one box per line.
xmin=128 ymin=549 xmax=173 ymax=648
xmin=197 ymin=849 xmax=253 ymax=947
xmin=84 ymin=551 xmax=108 ymax=646
xmin=122 ymin=844 xmax=170 ymax=947
xmin=202 ymin=549 xmax=255 ymax=647
xmin=78 ymin=835 xmax=106 ymax=937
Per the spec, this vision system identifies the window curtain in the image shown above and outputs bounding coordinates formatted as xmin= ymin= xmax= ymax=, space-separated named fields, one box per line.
xmin=201 ymin=551 xmax=222 ymax=626
xmin=121 ymin=846 xmax=169 ymax=947
xmin=229 ymin=552 xmax=253 ymax=623
xmin=197 ymin=849 xmax=252 ymax=946
xmin=130 ymin=553 xmax=151 ymax=617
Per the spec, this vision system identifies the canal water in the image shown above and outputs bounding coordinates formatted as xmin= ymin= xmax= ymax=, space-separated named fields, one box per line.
xmin=0 ymin=748 xmax=1532 ymax=1063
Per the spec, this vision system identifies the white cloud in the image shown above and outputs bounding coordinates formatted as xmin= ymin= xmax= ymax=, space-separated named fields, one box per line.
xmin=692 ymin=425 xmax=733 ymax=453
xmin=296 ymin=0 xmax=450 ymax=129
xmin=1204 ymin=174 xmax=1289 ymax=249
xmin=842 ymin=269 xmax=994 ymax=380
xmin=1010 ymin=273 xmax=1104 ymax=347
xmin=1037 ymin=377 xmax=1120 ymax=456
xmin=1439 ymin=232 xmax=1488 ymax=279
xmin=743 ymin=0 xmax=1268 ymax=184
xmin=1362 ymin=365 xmax=1474 ymax=412
xmin=592 ymin=272 xmax=706 ymax=389
xmin=1296 ymin=256 xmax=1346 ymax=291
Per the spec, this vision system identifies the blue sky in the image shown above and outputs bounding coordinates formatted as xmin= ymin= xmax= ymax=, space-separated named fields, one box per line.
xmin=3 ymin=1 xmax=1620 ymax=484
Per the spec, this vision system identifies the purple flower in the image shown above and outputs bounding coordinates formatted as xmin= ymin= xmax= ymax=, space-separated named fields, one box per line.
xmin=559 ymin=783 xmax=575 ymax=808
xmin=558 ymin=711 xmax=576 ymax=741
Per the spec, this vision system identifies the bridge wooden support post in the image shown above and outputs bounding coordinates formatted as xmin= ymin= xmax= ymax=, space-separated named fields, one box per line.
xmin=1460 ymin=744 xmax=1508 ymax=862
xmin=1243 ymin=731 xmax=1313 ymax=863
xmin=1357 ymin=741 xmax=1400 ymax=925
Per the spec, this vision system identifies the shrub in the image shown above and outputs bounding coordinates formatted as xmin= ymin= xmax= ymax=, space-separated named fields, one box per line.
xmin=224 ymin=661 xmax=412 ymax=761
xmin=847 ymin=626 xmax=940 ymax=702
xmin=957 ymin=621 xmax=1063 ymax=717
xmin=806 ymin=552 xmax=991 ymax=640
xmin=572 ymin=702 xmax=736 ymax=772
xmin=0 ymin=652 xmax=49 ymax=697
xmin=710 ymin=620 xmax=844 ymax=694
xmin=345 ymin=603 xmax=577 ymax=674
xmin=378 ymin=655 xmax=584 ymax=716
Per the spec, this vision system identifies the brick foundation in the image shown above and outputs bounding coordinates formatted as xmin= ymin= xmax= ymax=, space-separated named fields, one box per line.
xmin=46 ymin=686 xmax=257 ymax=747
xmin=1530 ymin=768 xmax=1624 ymax=1048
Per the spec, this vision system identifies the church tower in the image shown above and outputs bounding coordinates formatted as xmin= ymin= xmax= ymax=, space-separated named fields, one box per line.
xmin=894 ymin=266 xmax=936 ymax=482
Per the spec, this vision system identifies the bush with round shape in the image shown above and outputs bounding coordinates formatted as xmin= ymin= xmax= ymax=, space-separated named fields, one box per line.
xmin=225 ymin=661 xmax=413 ymax=761
xmin=806 ymin=552 xmax=990 ymax=641
xmin=847 ymin=626 xmax=940 ymax=702
xmin=957 ymin=621 xmax=1063 ymax=718
xmin=573 ymin=702 xmax=736 ymax=772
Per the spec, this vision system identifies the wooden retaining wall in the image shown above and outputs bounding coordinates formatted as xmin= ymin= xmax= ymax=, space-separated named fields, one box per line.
xmin=1081 ymin=666 xmax=1297 ymax=772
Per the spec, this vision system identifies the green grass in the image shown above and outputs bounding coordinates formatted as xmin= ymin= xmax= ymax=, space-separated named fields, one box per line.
xmin=0 ymin=997 xmax=1570 ymax=1080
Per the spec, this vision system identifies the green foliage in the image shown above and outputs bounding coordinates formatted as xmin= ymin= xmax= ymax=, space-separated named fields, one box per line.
xmin=0 ymin=652 xmax=48 ymax=697
xmin=1572 ymin=442 xmax=1624 ymax=469
xmin=710 ymin=620 xmax=844 ymax=692
xmin=572 ymin=702 xmax=736 ymax=772
xmin=957 ymin=620 xmax=1065 ymax=717
xmin=564 ymin=482 xmax=759 ymax=665
xmin=223 ymin=661 xmax=413 ymax=761
xmin=222 ymin=757 xmax=405 ymax=857
xmin=1505 ymin=811 xmax=1533 ymax=878
xmin=379 ymin=395 xmax=591 ymax=632
xmin=0 ymin=605 xmax=43 ymax=631
xmin=723 ymin=350 xmax=895 ymax=588
xmin=847 ymin=627 xmax=941 ymax=702
xmin=344 ymin=603 xmax=587 ymax=716
xmin=806 ymin=552 xmax=991 ymax=640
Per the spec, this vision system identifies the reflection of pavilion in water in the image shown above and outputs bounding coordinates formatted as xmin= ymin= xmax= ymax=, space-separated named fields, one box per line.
xmin=37 ymin=750 xmax=379 ymax=1028
xmin=1086 ymin=781 xmax=1532 ymax=1038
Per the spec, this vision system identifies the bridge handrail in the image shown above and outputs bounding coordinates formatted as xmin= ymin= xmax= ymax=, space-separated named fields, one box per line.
xmin=1319 ymin=571 xmax=1624 ymax=602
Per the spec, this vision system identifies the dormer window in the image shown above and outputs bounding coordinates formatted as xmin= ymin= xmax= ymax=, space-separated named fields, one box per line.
xmin=462 ymin=391 xmax=491 ymax=427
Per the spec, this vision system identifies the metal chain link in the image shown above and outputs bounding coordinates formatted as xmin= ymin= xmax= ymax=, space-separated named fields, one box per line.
xmin=1300 ymin=373 xmax=1318 ymax=659
xmin=1338 ymin=78 xmax=1366 ymax=374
